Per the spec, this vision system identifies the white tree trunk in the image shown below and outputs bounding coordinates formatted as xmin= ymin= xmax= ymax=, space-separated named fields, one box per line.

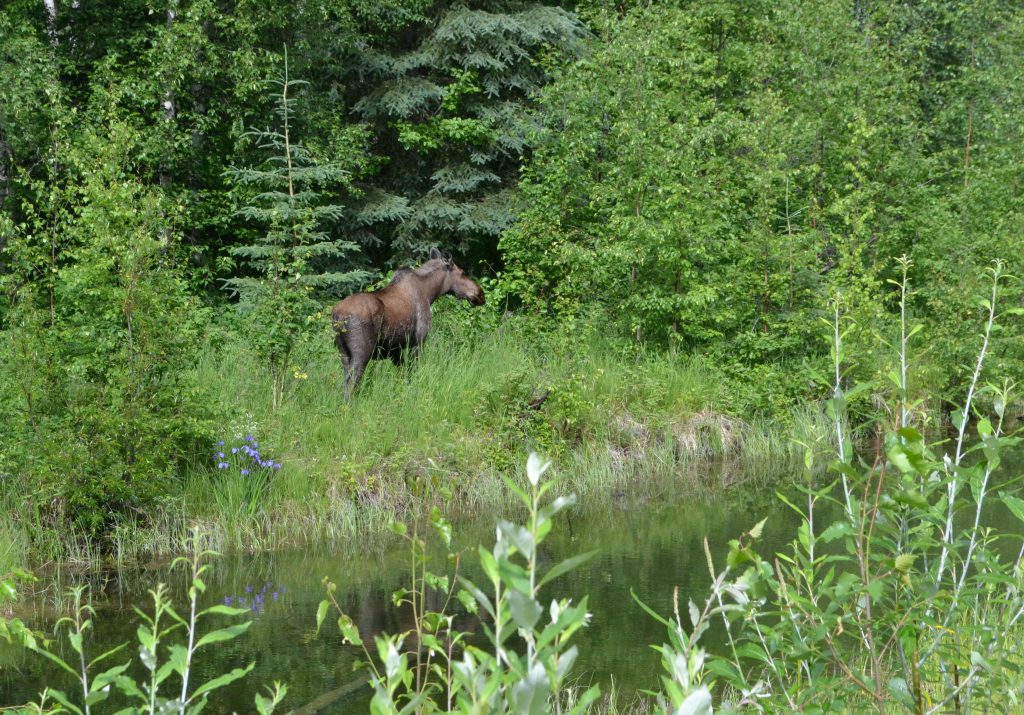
xmin=44 ymin=0 xmax=59 ymax=46
xmin=159 ymin=1 xmax=177 ymax=247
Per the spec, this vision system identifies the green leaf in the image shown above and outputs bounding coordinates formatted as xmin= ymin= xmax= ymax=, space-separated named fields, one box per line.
xmin=507 ymin=589 xmax=543 ymax=631
xmin=88 ymin=642 xmax=128 ymax=669
xmin=112 ymin=674 xmax=145 ymax=700
xmin=199 ymin=604 xmax=251 ymax=618
xmin=705 ymin=658 xmax=744 ymax=681
xmin=747 ymin=518 xmax=767 ymax=540
xmin=338 ymin=614 xmax=363 ymax=646
xmin=479 ymin=546 xmax=500 ymax=584
xmin=84 ymin=685 xmax=111 ymax=707
xmin=458 ymin=577 xmax=495 ymax=620
xmin=538 ymin=494 xmax=577 ymax=523
xmin=866 ymin=579 xmax=885 ymax=601
xmin=43 ymin=689 xmax=84 ymax=715
xmin=775 ymin=491 xmax=806 ymax=519
xmin=92 ymin=662 xmax=132 ymax=691
xmin=499 ymin=520 xmax=535 ymax=560
xmin=819 ymin=520 xmax=852 ymax=543
xmin=1003 ymin=495 xmax=1024 ymax=525
xmin=190 ymin=663 xmax=255 ymax=700
xmin=677 ymin=685 xmax=712 ymax=715
xmin=565 ymin=684 xmax=600 ymax=715
xmin=315 ymin=600 xmax=329 ymax=634
xmin=887 ymin=442 xmax=915 ymax=474
xmin=68 ymin=631 xmax=84 ymax=655
xmin=509 ymin=662 xmax=549 ymax=715
xmin=971 ymin=651 xmax=993 ymax=672
xmin=31 ymin=646 xmax=80 ymax=678
xmin=893 ymin=489 xmax=929 ymax=510
xmin=538 ymin=551 xmax=597 ymax=588
xmin=194 ymin=621 xmax=251 ymax=649
xmin=735 ymin=642 xmax=769 ymax=663
xmin=456 ymin=588 xmax=478 ymax=615
xmin=630 ymin=589 xmax=671 ymax=628
xmin=894 ymin=553 xmax=916 ymax=573
xmin=887 ymin=677 xmax=914 ymax=708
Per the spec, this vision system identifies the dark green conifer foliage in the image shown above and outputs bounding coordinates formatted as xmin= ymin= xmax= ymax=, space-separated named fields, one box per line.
xmin=225 ymin=54 xmax=369 ymax=409
xmin=340 ymin=2 xmax=587 ymax=265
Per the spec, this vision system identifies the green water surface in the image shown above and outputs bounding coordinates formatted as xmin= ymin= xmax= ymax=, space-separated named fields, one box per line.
xmin=4 ymin=455 xmax=1016 ymax=713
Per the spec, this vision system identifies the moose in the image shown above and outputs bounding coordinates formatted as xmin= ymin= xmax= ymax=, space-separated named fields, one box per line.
xmin=331 ymin=248 xmax=485 ymax=398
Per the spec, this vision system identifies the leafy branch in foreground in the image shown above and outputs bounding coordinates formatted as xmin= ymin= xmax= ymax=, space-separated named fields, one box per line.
xmin=318 ymin=453 xmax=599 ymax=714
xmin=636 ymin=260 xmax=1024 ymax=713
xmin=14 ymin=543 xmax=286 ymax=714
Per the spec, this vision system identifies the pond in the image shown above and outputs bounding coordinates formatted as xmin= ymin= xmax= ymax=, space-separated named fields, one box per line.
xmin=1 ymin=453 xmax=1018 ymax=713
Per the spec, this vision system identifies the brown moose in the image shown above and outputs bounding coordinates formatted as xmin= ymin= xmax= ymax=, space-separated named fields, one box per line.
xmin=331 ymin=248 xmax=485 ymax=398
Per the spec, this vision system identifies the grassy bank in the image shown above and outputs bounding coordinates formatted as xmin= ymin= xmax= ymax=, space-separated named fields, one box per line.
xmin=2 ymin=312 xmax=826 ymax=569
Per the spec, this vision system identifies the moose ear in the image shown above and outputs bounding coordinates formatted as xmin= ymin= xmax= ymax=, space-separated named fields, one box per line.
xmin=429 ymin=247 xmax=444 ymax=261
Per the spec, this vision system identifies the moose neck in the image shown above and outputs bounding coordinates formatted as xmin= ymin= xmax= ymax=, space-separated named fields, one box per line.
xmin=411 ymin=265 xmax=449 ymax=306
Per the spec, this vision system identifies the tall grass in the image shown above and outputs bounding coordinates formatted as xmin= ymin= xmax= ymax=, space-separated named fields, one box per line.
xmin=4 ymin=314 xmax=813 ymax=566
xmin=178 ymin=316 xmax=806 ymax=548
xmin=0 ymin=512 xmax=29 ymax=581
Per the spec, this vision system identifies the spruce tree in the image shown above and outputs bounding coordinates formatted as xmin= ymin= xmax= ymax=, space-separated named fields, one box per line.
xmin=329 ymin=2 xmax=587 ymax=266
xmin=226 ymin=52 xmax=368 ymax=409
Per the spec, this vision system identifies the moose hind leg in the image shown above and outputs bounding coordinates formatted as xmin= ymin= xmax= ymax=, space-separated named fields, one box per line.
xmin=335 ymin=328 xmax=358 ymax=400
xmin=337 ymin=323 xmax=374 ymax=400
xmin=344 ymin=354 xmax=370 ymax=400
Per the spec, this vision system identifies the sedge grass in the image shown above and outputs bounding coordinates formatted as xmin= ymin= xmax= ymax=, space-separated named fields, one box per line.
xmin=3 ymin=315 xmax=814 ymax=565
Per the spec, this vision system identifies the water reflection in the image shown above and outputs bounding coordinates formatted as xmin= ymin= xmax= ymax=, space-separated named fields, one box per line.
xmin=6 ymin=452 xmax=1016 ymax=713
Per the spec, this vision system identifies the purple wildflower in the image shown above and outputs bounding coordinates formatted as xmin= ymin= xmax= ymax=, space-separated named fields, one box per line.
xmin=272 ymin=463 xmax=281 ymax=470
xmin=240 ymin=469 xmax=249 ymax=476
xmin=245 ymin=585 xmax=253 ymax=593
xmin=217 ymin=462 xmax=229 ymax=469
xmin=216 ymin=451 xmax=225 ymax=459
xmin=217 ymin=440 xmax=225 ymax=446
xmin=232 ymin=447 xmax=239 ymax=454
xmin=272 ymin=591 xmax=279 ymax=601
xmin=224 ymin=596 xmax=233 ymax=605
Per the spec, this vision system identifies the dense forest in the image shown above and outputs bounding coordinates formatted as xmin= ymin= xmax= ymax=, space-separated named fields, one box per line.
xmin=1 ymin=0 xmax=1023 ymax=541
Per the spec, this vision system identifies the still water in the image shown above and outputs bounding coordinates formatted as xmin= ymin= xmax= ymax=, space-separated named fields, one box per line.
xmin=2 ymin=456 xmax=995 ymax=712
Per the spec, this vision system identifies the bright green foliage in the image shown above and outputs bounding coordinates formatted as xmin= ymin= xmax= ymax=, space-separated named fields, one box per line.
xmin=638 ymin=267 xmax=1024 ymax=712
xmin=0 ymin=116 xmax=210 ymax=539
xmin=318 ymin=454 xmax=599 ymax=713
xmin=502 ymin=2 xmax=824 ymax=352
xmin=0 ymin=567 xmax=38 ymax=658
xmin=225 ymin=54 xmax=368 ymax=409
xmin=501 ymin=0 xmax=1024 ymax=403
xmin=13 ymin=547 xmax=287 ymax=714
xmin=2 ymin=0 xmax=1024 ymax=555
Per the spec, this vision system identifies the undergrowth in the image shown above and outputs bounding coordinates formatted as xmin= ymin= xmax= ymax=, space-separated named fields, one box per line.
xmin=3 ymin=314 xmax=816 ymax=568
